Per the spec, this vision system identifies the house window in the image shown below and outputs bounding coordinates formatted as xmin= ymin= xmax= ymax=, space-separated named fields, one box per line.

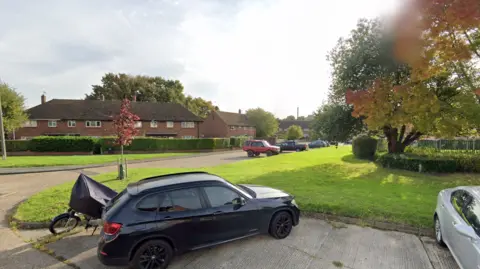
xmin=67 ymin=120 xmax=76 ymax=127
xmin=166 ymin=121 xmax=174 ymax=128
xmin=135 ymin=121 xmax=142 ymax=128
xmin=85 ymin=121 xmax=102 ymax=128
xmin=230 ymin=126 xmax=236 ymax=130
xmin=181 ymin=122 xmax=194 ymax=128
xmin=150 ymin=120 xmax=158 ymax=128
xmin=22 ymin=120 xmax=37 ymax=127
xmin=48 ymin=120 xmax=57 ymax=128
xmin=183 ymin=136 xmax=194 ymax=139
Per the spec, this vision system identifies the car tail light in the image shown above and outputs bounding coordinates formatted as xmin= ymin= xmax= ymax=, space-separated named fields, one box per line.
xmin=103 ymin=221 xmax=122 ymax=235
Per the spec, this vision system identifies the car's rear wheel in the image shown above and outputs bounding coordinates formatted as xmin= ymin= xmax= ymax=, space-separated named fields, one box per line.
xmin=269 ymin=211 xmax=293 ymax=239
xmin=130 ymin=239 xmax=173 ymax=269
xmin=434 ymin=215 xmax=446 ymax=247
xmin=266 ymin=151 xmax=273 ymax=157
xmin=247 ymin=150 xmax=254 ymax=157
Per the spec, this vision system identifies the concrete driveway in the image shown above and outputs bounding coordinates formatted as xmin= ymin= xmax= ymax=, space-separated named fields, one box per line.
xmin=0 ymin=151 xmax=249 ymax=269
xmin=34 ymin=218 xmax=458 ymax=269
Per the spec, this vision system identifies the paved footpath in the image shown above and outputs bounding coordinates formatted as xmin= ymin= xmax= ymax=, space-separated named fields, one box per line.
xmin=0 ymin=151 xmax=248 ymax=269
xmin=0 ymin=151 xmax=459 ymax=269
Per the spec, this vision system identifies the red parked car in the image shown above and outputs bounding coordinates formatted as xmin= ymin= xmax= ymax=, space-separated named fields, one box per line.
xmin=242 ymin=140 xmax=281 ymax=157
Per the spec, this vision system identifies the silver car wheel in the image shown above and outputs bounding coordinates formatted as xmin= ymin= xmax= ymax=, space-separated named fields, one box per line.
xmin=435 ymin=218 xmax=442 ymax=242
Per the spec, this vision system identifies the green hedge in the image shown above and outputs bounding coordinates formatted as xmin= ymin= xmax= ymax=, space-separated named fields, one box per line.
xmin=97 ymin=137 xmax=231 ymax=152
xmin=2 ymin=140 xmax=30 ymax=152
xmin=230 ymin=137 xmax=248 ymax=147
xmin=377 ymin=153 xmax=480 ymax=173
xmin=352 ymin=135 xmax=378 ymax=160
xmin=28 ymin=136 xmax=97 ymax=152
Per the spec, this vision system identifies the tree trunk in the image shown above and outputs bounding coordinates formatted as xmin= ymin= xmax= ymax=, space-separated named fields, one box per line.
xmin=383 ymin=125 xmax=422 ymax=154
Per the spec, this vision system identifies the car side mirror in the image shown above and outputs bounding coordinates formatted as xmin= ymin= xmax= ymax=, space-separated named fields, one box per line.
xmin=454 ymin=223 xmax=478 ymax=240
xmin=232 ymin=197 xmax=246 ymax=206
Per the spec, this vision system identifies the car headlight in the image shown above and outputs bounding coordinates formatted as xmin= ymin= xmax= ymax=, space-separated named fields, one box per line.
xmin=291 ymin=199 xmax=298 ymax=207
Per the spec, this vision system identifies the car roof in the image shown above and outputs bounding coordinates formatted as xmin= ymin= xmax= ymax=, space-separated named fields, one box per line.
xmin=126 ymin=171 xmax=226 ymax=196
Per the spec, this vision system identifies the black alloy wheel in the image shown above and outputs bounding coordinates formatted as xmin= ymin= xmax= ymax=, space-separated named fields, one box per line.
xmin=131 ymin=240 xmax=173 ymax=269
xmin=269 ymin=211 xmax=293 ymax=239
xmin=247 ymin=150 xmax=254 ymax=157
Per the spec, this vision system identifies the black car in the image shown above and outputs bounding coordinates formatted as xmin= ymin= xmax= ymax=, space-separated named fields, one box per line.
xmin=97 ymin=171 xmax=300 ymax=269
xmin=308 ymin=140 xmax=328 ymax=148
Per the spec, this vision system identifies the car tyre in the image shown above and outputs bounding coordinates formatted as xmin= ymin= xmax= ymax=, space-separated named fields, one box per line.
xmin=266 ymin=151 xmax=273 ymax=157
xmin=247 ymin=150 xmax=254 ymax=157
xmin=296 ymin=148 xmax=300 ymax=152
xmin=434 ymin=215 xmax=446 ymax=247
xmin=130 ymin=239 xmax=173 ymax=269
xmin=269 ymin=211 xmax=293 ymax=239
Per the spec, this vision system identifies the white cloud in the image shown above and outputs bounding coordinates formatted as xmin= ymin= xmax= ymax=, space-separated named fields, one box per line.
xmin=0 ymin=0 xmax=400 ymax=117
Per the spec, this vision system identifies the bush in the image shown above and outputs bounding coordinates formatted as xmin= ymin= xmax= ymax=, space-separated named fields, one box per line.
xmin=2 ymin=140 xmax=30 ymax=152
xmin=230 ymin=137 xmax=248 ymax=148
xmin=352 ymin=135 xmax=378 ymax=160
xmin=28 ymin=136 xmax=96 ymax=152
xmin=96 ymin=137 xmax=231 ymax=152
xmin=377 ymin=153 xmax=480 ymax=173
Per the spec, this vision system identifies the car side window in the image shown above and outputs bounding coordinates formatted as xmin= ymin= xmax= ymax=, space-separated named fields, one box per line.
xmin=168 ymin=188 xmax=203 ymax=212
xmin=203 ymin=186 xmax=240 ymax=207
xmin=137 ymin=193 xmax=173 ymax=212
xmin=462 ymin=197 xmax=480 ymax=236
xmin=252 ymin=142 xmax=263 ymax=147
xmin=451 ymin=190 xmax=472 ymax=213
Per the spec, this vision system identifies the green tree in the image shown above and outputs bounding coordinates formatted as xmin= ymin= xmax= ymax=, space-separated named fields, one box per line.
xmin=286 ymin=125 xmax=304 ymax=140
xmin=246 ymin=108 xmax=279 ymax=137
xmin=0 ymin=83 xmax=28 ymax=133
xmin=284 ymin=115 xmax=296 ymax=120
xmin=184 ymin=96 xmax=216 ymax=118
xmin=311 ymin=103 xmax=364 ymax=142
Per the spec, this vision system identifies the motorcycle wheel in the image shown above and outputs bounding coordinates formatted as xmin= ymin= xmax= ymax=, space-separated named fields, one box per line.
xmin=49 ymin=213 xmax=81 ymax=235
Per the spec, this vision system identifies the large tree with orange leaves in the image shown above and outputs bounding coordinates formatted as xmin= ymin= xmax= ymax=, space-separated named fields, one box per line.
xmin=339 ymin=10 xmax=480 ymax=153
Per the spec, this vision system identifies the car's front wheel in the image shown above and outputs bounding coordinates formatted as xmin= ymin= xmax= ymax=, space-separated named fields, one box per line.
xmin=269 ymin=211 xmax=293 ymax=239
xmin=434 ymin=215 xmax=446 ymax=247
xmin=130 ymin=239 xmax=173 ymax=269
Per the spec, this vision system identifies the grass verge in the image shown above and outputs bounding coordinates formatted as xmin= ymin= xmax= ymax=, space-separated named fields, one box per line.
xmin=14 ymin=146 xmax=480 ymax=228
xmin=0 ymin=153 xmax=192 ymax=168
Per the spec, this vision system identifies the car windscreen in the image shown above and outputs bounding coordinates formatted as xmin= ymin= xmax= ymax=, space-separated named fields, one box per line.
xmin=263 ymin=141 xmax=271 ymax=146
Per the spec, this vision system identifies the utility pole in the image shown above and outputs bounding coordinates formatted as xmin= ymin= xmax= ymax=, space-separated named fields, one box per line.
xmin=0 ymin=94 xmax=6 ymax=160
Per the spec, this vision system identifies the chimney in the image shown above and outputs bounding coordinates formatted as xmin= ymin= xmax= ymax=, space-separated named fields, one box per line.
xmin=238 ymin=109 xmax=242 ymax=114
xmin=41 ymin=93 xmax=46 ymax=104
xmin=297 ymin=106 xmax=299 ymax=119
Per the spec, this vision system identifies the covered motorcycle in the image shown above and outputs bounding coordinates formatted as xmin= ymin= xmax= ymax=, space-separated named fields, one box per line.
xmin=68 ymin=173 xmax=118 ymax=219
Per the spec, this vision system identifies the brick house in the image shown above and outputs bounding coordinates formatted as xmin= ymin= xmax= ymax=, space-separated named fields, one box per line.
xmin=14 ymin=95 xmax=203 ymax=139
xmin=278 ymin=120 xmax=312 ymax=139
xmin=200 ymin=110 xmax=256 ymax=138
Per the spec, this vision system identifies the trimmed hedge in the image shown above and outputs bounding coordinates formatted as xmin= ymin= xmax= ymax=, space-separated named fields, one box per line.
xmin=230 ymin=137 xmax=248 ymax=148
xmin=29 ymin=136 xmax=97 ymax=152
xmin=2 ymin=136 xmax=234 ymax=153
xmin=377 ymin=153 xmax=480 ymax=173
xmin=2 ymin=140 xmax=30 ymax=152
xmin=97 ymin=137 xmax=231 ymax=152
xmin=352 ymin=135 xmax=378 ymax=160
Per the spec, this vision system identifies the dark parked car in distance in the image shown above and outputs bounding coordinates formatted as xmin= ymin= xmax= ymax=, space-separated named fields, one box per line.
xmin=97 ymin=172 xmax=300 ymax=269
xmin=277 ymin=140 xmax=308 ymax=152
xmin=308 ymin=140 xmax=329 ymax=148
xmin=242 ymin=139 xmax=281 ymax=157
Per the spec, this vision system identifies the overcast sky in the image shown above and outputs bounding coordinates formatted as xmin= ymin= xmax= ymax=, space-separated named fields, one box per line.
xmin=0 ymin=0 xmax=400 ymax=118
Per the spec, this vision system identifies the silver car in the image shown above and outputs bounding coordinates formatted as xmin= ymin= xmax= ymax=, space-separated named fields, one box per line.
xmin=434 ymin=186 xmax=480 ymax=269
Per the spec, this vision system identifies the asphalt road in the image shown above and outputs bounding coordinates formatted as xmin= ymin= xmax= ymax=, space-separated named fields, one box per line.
xmin=0 ymin=150 xmax=459 ymax=269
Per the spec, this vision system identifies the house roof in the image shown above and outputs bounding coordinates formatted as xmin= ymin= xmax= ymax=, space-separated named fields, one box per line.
xmin=215 ymin=111 xmax=254 ymax=127
xmin=279 ymin=120 xmax=312 ymax=129
xmin=26 ymin=99 xmax=203 ymax=122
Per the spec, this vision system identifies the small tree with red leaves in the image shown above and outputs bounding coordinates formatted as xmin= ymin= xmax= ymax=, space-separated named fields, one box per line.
xmin=113 ymin=98 xmax=139 ymax=168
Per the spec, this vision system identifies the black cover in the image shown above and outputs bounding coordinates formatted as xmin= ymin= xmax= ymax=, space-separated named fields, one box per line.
xmin=68 ymin=173 xmax=118 ymax=219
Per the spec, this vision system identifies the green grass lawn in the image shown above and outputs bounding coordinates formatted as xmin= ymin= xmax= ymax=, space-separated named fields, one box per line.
xmin=0 ymin=153 xmax=192 ymax=168
xmin=14 ymin=146 xmax=480 ymax=228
